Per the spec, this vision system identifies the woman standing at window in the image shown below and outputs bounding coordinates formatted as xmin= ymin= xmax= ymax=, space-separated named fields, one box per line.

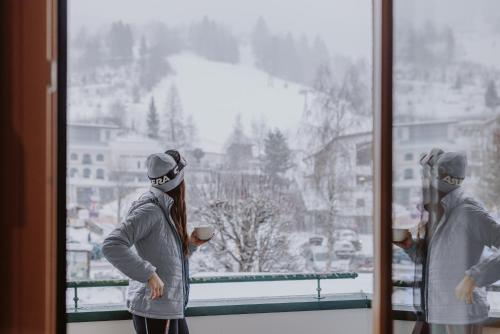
xmin=103 ymin=150 xmax=212 ymax=334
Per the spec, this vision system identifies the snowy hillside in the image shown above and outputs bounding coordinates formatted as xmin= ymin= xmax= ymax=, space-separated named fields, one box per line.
xmin=70 ymin=51 xmax=308 ymax=153
xmin=142 ymin=53 xmax=307 ymax=152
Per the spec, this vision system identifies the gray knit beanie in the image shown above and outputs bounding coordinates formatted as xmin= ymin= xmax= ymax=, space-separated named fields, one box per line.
xmin=433 ymin=151 xmax=467 ymax=193
xmin=146 ymin=150 xmax=186 ymax=192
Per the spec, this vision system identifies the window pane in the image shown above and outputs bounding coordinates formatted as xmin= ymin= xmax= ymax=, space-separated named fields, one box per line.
xmin=393 ymin=0 xmax=500 ymax=329
xmin=67 ymin=0 xmax=373 ymax=306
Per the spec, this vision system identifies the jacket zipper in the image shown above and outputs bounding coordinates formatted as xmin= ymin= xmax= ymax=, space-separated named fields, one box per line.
xmin=153 ymin=195 xmax=186 ymax=317
xmin=167 ymin=209 xmax=187 ymax=314
xmin=424 ymin=211 xmax=447 ymax=322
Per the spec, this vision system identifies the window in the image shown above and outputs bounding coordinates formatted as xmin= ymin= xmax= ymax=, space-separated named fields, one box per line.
xmin=69 ymin=168 xmax=78 ymax=178
xmin=82 ymin=168 xmax=91 ymax=178
xmin=70 ymin=152 xmax=78 ymax=161
xmin=82 ymin=153 xmax=92 ymax=165
xmin=392 ymin=0 xmax=500 ymax=326
xmin=356 ymin=142 xmax=372 ymax=166
xmin=96 ymin=168 xmax=105 ymax=179
xmin=403 ymin=168 xmax=413 ymax=180
xmin=67 ymin=0 xmax=373 ymax=308
xmin=356 ymin=198 xmax=365 ymax=208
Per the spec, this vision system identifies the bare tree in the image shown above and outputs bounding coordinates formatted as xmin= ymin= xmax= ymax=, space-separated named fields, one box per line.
xmin=194 ymin=174 xmax=298 ymax=272
xmin=108 ymin=157 xmax=133 ymax=224
xmin=300 ymin=63 xmax=361 ymax=269
xmin=163 ymin=84 xmax=186 ymax=148
xmin=481 ymin=123 xmax=500 ymax=214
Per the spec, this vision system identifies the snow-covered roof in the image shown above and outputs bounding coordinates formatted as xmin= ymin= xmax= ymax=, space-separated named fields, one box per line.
xmin=69 ymin=122 xmax=120 ymax=129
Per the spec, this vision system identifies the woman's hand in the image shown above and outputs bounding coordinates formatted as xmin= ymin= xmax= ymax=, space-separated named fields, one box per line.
xmin=393 ymin=231 xmax=413 ymax=249
xmin=190 ymin=230 xmax=214 ymax=247
xmin=148 ymin=272 xmax=164 ymax=300
xmin=455 ymin=275 xmax=476 ymax=304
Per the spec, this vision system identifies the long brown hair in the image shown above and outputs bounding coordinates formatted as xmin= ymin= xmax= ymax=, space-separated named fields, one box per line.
xmin=167 ymin=180 xmax=189 ymax=256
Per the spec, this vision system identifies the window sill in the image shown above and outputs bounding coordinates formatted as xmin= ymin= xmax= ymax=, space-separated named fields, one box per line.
xmin=67 ymin=292 xmax=371 ymax=323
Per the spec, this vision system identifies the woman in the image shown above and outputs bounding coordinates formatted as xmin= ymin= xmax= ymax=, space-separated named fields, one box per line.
xmin=395 ymin=149 xmax=500 ymax=334
xmin=103 ymin=150 xmax=211 ymax=334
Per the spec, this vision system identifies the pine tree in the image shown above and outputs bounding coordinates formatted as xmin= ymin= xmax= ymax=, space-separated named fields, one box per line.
xmin=139 ymin=35 xmax=148 ymax=58
xmin=184 ymin=114 xmax=198 ymax=149
xmin=251 ymin=17 xmax=270 ymax=68
xmin=443 ymin=26 xmax=456 ymax=61
xmin=108 ymin=21 xmax=134 ymax=64
xmin=485 ymin=80 xmax=500 ymax=110
xmin=262 ymin=129 xmax=293 ymax=179
xmin=163 ymin=84 xmax=186 ymax=147
xmin=131 ymin=84 xmax=140 ymax=103
xmin=147 ymin=97 xmax=160 ymax=139
xmin=107 ymin=100 xmax=126 ymax=128
xmin=189 ymin=16 xmax=239 ymax=64
xmin=225 ymin=114 xmax=252 ymax=171
xmin=139 ymin=45 xmax=172 ymax=91
xmin=80 ymin=36 xmax=103 ymax=71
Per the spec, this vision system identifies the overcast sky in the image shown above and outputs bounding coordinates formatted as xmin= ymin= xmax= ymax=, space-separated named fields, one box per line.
xmin=69 ymin=0 xmax=372 ymax=59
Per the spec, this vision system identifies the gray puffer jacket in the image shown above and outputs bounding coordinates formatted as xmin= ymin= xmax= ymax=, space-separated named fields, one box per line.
xmin=406 ymin=187 xmax=500 ymax=325
xmin=102 ymin=187 xmax=196 ymax=319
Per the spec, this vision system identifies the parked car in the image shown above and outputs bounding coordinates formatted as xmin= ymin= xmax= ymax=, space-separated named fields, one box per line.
xmin=334 ymin=229 xmax=362 ymax=251
xmin=333 ymin=240 xmax=356 ymax=259
xmin=350 ymin=254 xmax=374 ymax=272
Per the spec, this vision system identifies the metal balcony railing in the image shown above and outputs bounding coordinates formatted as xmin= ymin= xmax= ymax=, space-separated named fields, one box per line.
xmin=66 ymin=272 xmax=358 ymax=310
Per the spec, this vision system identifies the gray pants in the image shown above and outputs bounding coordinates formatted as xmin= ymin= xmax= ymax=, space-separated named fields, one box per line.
xmin=429 ymin=324 xmax=482 ymax=334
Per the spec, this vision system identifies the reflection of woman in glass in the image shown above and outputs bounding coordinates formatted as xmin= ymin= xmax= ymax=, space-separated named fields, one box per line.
xmin=395 ymin=149 xmax=500 ymax=334
xmin=103 ymin=150 xmax=211 ymax=334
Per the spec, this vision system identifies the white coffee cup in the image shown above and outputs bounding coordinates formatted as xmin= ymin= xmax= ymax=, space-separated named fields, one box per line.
xmin=194 ymin=225 xmax=214 ymax=241
xmin=392 ymin=228 xmax=409 ymax=242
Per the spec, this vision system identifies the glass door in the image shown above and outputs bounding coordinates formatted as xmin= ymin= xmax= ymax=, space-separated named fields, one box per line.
xmin=392 ymin=1 xmax=500 ymax=332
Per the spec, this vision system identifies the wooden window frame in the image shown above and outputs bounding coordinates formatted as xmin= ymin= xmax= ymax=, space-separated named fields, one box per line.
xmin=0 ymin=0 xmax=67 ymax=333
xmin=1 ymin=0 xmax=393 ymax=332
xmin=372 ymin=0 xmax=393 ymax=333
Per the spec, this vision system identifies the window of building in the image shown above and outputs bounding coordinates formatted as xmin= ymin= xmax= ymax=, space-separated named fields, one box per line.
xmin=403 ymin=168 xmax=413 ymax=180
xmin=96 ymin=154 xmax=104 ymax=162
xmin=404 ymin=153 xmax=413 ymax=161
xmin=356 ymin=198 xmax=365 ymax=208
xmin=356 ymin=142 xmax=372 ymax=166
xmin=70 ymin=152 xmax=78 ymax=161
xmin=82 ymin=153 xmax=92 ymax=165
xmin=82 ymin=168 xmax=91 ymax=178
xmin=96 ymin=168 xmax=105 ymax=179
xmin=69 ymin=168 xmax=78 ymax=178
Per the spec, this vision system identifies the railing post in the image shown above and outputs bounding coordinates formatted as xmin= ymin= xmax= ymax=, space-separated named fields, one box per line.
xmin=73 ymin=286 xmax=79 ymax=310
xmin=315 ymin=278 xmax=324 ymax=300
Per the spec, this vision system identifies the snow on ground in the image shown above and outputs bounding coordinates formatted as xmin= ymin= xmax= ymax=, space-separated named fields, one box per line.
xmin=145 ymin=52 xmax=307 ymax=153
